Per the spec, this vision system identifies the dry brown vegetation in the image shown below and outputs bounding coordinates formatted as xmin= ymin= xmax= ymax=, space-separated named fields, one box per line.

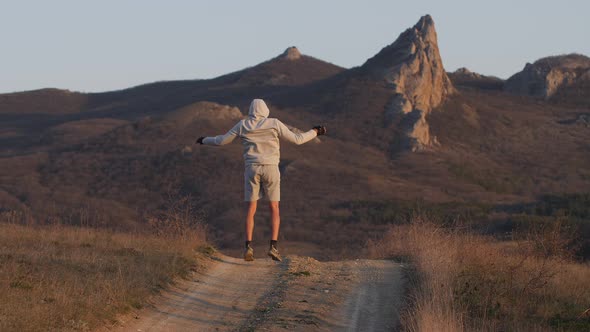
xmin=0 ymin=218 xmax=208 ymax=331
xmin=369 ymin=219 xmax=590 ymax=331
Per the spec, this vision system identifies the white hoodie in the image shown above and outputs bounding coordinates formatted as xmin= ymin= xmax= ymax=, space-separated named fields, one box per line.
xmin=202 ymin=99 xmax=317 ymax=165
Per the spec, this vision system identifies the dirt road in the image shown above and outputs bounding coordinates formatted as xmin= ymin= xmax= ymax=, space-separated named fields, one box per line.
xmin=114 ymin=254 xmax=405 ymax=331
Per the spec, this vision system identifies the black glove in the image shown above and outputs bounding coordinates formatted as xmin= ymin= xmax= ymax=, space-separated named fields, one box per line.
xmin=312 ymin=126 xmax=327 ymax=136
xmin=196 ymin=136 xmax=205 ymax=145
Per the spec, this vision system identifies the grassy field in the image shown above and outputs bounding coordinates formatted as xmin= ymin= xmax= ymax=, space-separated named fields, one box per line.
xmin=369 ymin=220 xmax=590 ymax=331
xmin=0 ymin=222 xmax=208 ymax=331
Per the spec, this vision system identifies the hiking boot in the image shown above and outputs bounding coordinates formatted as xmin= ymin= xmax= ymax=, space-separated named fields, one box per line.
xmin=268 ymin=245 xmax=282 ymax=262
xmin=244 ymin=245 xmax=254 ymax=261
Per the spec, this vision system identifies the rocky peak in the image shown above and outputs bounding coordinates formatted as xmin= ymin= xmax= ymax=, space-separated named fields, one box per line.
xmin=362 ymin=14 xmax=455 ymax=151
xmin=413 ymin=14 xmax=437 ymax=44
xmin=279 ymin=46 xmax=302 ymax=60
xmin=454 ymin=67 xmax=472 ymax=75
xmin=453 ymin=67 xmax=482 ymax=79
xmin=505 ymin=53 xmax=590 ymax=98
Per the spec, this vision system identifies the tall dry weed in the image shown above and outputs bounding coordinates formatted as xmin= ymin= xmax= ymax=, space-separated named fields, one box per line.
xmin=369 ymin=219 xmax=590 ymax=331
xmin=146 ymin=193 xmax=207 ymax=244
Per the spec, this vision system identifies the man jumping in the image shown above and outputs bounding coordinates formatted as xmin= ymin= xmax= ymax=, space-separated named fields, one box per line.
xmin=196 ymin=99 xmax=326 ymax=262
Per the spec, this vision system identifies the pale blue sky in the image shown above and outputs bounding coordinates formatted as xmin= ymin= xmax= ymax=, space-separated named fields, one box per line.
xmin=1 ymin=0 xmax=588 ymax=93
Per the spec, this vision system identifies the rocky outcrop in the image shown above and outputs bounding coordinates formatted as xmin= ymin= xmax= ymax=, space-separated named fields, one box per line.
xmin=448 ymin=67 xmax=504 ymax=91
xmin=362 ymin=15 xmax=455 ymax=151
xmin=452 ymin=67 xmax=483 ymax=79
xmin=279 ymin=46 xmax=302 ymax=61
xmin=505 ymin=54 xmax=590 ymax=98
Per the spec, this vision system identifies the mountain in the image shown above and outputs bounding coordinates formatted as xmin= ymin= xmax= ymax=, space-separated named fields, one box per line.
xmin=214 ymin=46 xmax=345 ymax=87
xmin=504 ymin=53 xmax=590 ymax=99
xmin=360 ymin=14 xmax=455 ymax=151
xmin=1 ymin=15 xmax=589 ymax=258
xmin=0 ymin=47 xmax=343 ymax=155
xmin=0 ymin=47 xmax=343 ymax=118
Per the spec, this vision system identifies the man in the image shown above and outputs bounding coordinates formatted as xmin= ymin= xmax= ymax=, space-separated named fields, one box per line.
xmin=196 ymin=99 xmax=326 ymax=262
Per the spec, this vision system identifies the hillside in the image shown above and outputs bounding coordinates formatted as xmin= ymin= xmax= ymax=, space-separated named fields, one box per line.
xmin=1 ymin=15 xmax=589 ymax=259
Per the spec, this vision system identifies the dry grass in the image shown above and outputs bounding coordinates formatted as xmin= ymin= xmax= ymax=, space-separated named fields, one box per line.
xmin=368 ymin=220 xmax=590 ymax=331
xmin=0 ymin=221 xmax=208 ymax=331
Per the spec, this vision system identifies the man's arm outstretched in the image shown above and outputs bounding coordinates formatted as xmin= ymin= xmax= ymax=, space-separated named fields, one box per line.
xmin=276 ymin=120 xmax=322 ymax=145
xmin=197 ymin=121 xmax=241 ymax=146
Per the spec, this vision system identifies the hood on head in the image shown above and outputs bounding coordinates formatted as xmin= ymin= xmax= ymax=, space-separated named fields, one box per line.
xmin=248 ymin=99 xmax=270 ymax=119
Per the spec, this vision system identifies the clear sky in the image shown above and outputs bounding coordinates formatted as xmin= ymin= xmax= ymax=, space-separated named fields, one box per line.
xmin=1 ymin=0 xmax=588 ymax=93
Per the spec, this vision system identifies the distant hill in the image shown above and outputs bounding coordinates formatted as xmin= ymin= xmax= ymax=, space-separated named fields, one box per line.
xmin=0 ymin=88 xmax=87 ymax=114
xmin=505 ymin=53 xmax=590 ymax=100
xmin=448 ymin=67 xmax=504 ymax=91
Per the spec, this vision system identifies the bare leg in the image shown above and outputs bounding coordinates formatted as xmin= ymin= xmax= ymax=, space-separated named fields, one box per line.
xmin=245 ymin=201 xmax=257 ymax=242
xmin=269 ymin=201 xmax=280 ymax=241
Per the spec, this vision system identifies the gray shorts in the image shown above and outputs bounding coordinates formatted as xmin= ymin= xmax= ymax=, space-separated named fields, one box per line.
xmin=244 ymin=165 xmax=280 ymax=202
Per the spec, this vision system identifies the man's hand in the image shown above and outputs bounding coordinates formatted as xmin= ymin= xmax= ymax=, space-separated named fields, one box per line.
xmin=312 ymin=126 xmax=327 ymax=136
xmin=196 ymin=136 xmax=205 ymax=145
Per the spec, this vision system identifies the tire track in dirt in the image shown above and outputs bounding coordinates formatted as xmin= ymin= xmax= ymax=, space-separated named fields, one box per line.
xmin=116 ymin=254 xmax=282 ymax=332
